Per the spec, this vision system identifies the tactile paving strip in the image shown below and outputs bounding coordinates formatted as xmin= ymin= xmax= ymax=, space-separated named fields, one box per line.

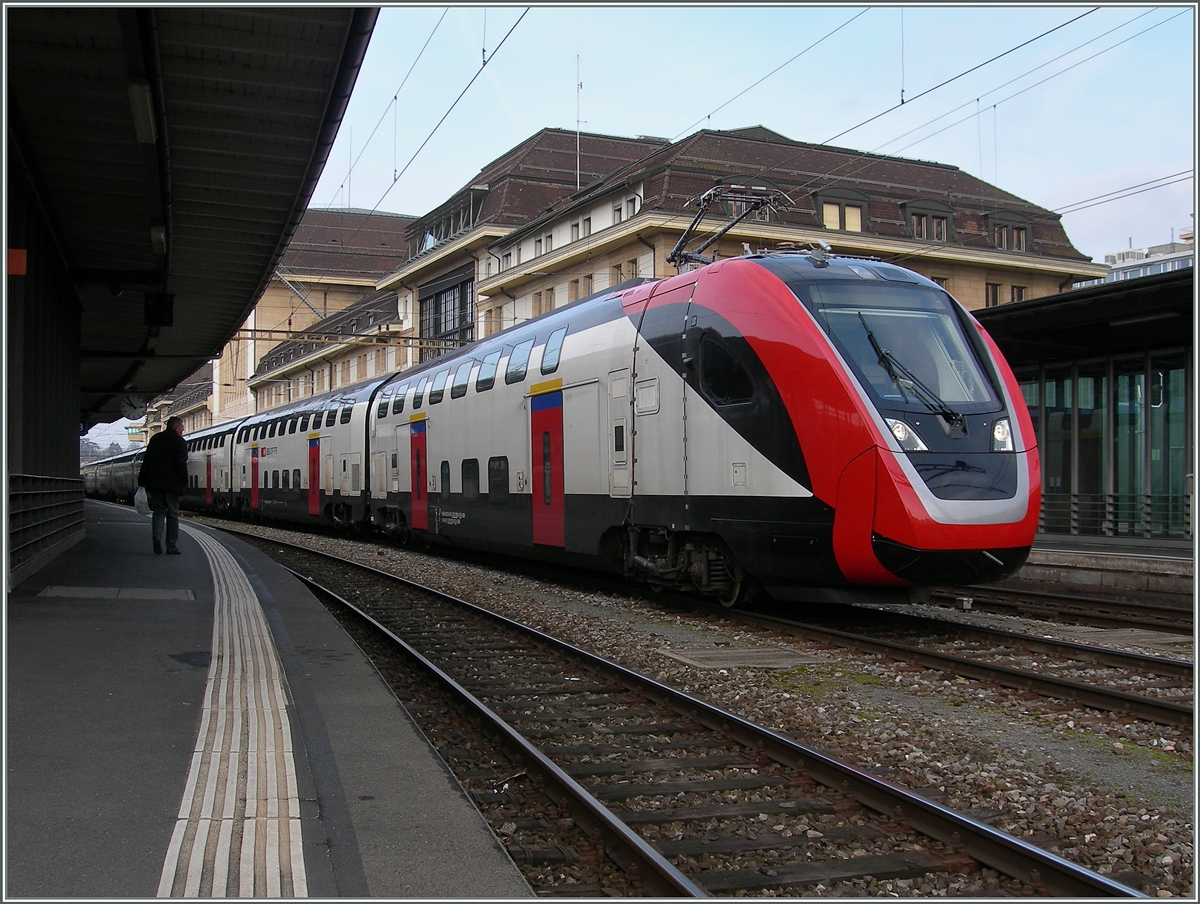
xmin=156 ymin=526 xmax=307 ymax=898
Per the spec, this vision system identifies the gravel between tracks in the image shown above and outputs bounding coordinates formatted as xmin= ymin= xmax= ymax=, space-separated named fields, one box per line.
xmin=206 ymin=519 xmax=1194 ymax=898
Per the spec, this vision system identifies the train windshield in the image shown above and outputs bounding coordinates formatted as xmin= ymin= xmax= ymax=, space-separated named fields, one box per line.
xmin=804 ymin=282 xmax=1000 ymax=415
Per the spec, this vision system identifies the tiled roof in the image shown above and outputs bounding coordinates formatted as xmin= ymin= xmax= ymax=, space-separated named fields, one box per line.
xmin=405 ymin=129 xmax=670 ymax=246
xmin=524 ymin=127 xmax=1090 ymax=261
xmin=282 ymin=208 xmax=418 ymax=278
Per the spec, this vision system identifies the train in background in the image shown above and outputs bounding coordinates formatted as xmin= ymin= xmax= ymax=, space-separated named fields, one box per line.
xmin=84 ymin=247 xmax=1041 ymax=606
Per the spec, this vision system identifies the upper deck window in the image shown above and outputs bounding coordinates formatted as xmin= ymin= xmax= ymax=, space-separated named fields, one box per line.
xmin=451 ymin=359 xmax=473 ymax=399
xmin=476 ymin=351 xmax=501 ymax=392
xmin=429 ymin=369 xmax=450 ymax=404
xmin=505 ymin=339 xmax=535 ymax=384
xmin=541 ymin=327 xmax=568 ymax=375
xmin=391 ymin=383 xmax=409 ymax=414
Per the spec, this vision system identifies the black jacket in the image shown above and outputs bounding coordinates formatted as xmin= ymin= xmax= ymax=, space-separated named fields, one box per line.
xmin=138 ymin=428 xmax=188 ymax=496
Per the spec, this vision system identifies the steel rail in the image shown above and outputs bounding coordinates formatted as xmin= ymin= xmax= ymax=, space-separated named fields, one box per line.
xmin=736 ymin=610 xmax=1193 ymax=728
xmin=931 ymin=588 xmax=1192 ymax=635
xmin=294 ymin=573 xmax=707 ymax=898
xmin=855 ymin=607 xmax=1194 ymax=678
xmin=267 ymin=540 xmax=1145 ymax=898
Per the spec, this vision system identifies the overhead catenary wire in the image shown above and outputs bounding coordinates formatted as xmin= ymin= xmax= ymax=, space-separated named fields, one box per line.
xmin=884 ymin=9 xmax=1190 ymax=160
xmin=868 ymin=7 xmax=1158 ymax=158
xmin=669 ymin=7 xmax=871 ymax=141
xmin=654 ymin=9 xmax=1174 ymax=265
xmin=343 ymin=8 xmax=530 ymax=246
xmin=322 ymin=8 xmax=449 ymax=208
xmin=728 ymin=5 xmax=1188 ymax=258
xmin=821 ymin=7 xmax=1100 ymax=146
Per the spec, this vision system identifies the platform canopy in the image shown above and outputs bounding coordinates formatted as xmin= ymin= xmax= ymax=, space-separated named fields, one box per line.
xmin=974 ymin=267 xmax=1193 ymax=366
xmin=6 ymin=7 xmax=377 ymax=427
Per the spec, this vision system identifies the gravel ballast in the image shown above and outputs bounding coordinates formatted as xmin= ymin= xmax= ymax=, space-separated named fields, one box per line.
xmin=205 ymin=519 xmax=1194 ymax=898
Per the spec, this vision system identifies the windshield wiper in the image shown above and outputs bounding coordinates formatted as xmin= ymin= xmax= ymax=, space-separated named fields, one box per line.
xmin=858 ymin=313 xmax=964 ymax=428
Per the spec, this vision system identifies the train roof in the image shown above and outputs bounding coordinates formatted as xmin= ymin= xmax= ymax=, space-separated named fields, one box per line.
xmin=746 ymin=250 xmax=943 ymax=291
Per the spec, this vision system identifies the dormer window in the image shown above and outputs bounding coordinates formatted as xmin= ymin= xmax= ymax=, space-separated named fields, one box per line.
xmin=993 ymin=225 xmax=1027 ymax=251
xmin=902 ymin=200 xmax=955 ymax=243
xmin=815 ymin=188 xmax=870 ymax=233
xmin=986 ymin=211 xmax=1030 ymax=252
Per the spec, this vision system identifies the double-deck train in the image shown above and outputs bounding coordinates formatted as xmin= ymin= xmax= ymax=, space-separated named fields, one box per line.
xmin=84 ymin=248 xmax=1040 ymax=605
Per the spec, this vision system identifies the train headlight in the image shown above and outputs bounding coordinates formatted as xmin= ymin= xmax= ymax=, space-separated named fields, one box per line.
xmin=991 ymin=418 xmax=1014 ymax=452
xmin=885 ymin=418 xmax=928 ymax=452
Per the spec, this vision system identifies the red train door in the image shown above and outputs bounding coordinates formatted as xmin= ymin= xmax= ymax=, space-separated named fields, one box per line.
xmin=531 ymin=389 xmax=565 ymax=547
xmin=308 ymin=436 xmax=321 ymax=516
xmin=410 ymin=417 xmax=428 ymax=530
xmin=250 ymin=445 xmax=260 ymax=510
xmin=205 ymin=456 xmax=213 ymax=506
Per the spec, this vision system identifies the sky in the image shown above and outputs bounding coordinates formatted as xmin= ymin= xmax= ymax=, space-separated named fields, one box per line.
xmin=312 ymin=4 xmax=1195 ymax=256
xmin=86 ymin=4 xmax=1195 ymax=448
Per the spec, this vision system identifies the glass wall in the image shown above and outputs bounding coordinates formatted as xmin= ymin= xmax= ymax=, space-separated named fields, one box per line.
xmin=1016 ymin=349 xmax=1192 ymax=539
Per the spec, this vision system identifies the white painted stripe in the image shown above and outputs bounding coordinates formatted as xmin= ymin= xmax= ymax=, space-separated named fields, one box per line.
xmin=156 ymin=525 xmax=307 ymax=897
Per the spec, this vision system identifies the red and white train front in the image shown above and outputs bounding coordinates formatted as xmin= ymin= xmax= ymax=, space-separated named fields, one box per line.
xmin=670 ymin=252 xmax=1040 ymax=600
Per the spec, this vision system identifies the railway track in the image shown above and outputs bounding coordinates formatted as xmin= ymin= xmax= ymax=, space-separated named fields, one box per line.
xmin=239 ymin=532 xmax=1142 ymax=898
xmin=928 ymin=587 xmax=1193 ymax=635
xmin=722 ymin=603 xmax=1193 ymax=729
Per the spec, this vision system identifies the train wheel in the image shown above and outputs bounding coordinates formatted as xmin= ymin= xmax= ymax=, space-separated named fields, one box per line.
xmin=717 ymin=581 xmax=743 ymax=608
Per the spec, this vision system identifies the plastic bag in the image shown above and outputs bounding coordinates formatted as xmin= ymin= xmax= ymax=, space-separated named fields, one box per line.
xmin=134 ymin=486 xmax=150 ymax=516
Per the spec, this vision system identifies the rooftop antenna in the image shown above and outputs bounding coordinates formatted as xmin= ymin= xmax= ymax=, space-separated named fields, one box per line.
xmin=576 ymin=56 xmax=583 ymax=190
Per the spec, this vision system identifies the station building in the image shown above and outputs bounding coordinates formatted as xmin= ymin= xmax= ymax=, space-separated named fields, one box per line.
xmin=976 ymin=266 xmax=1194 ymax=545
xmin=250 ymin=125 xmax=1106 ymax=400
xmin=142 ymin=208 xmax=416 ymax=437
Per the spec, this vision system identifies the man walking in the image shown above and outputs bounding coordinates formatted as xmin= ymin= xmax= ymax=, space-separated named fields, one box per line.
xmin=138 ymin=416 xmax=188 ymax=555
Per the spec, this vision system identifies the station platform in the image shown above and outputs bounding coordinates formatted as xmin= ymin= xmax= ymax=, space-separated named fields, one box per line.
xmin=1001 ymin=533 xmax=1194 ymax=600
xmin=5 ymin=500 xmax=533 ymax=898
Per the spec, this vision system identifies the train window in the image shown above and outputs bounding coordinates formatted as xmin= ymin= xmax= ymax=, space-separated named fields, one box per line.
xmin=450 ymin=360 xmax=473 ymax=399
xmin=440 ymin=461 xmax=451 ymax=503
xmin=462 ymin=459 xmax=480 ymax=502
xmin=281 ymin=470 xmax=290 ymax=490
xmin=325 ymin=409 xmax=336 ymax=428
xmin=429 ymin=369 xmax=450 ymax=405
xmin=413 ymin=376 xmax=429 ymax=409
xmin=299 ymin=414 xmax=310 ymax=432
xmin=289 ymin=417 xmax=297 ymax=434
xmin=392 ymin=383 xmax=409 ymax=415
xmin=541 ymin=327 xmax=567 ymax=374
xmin=269 ymin=421 xmax=277 ymax=438
xmin=505 ymin=339 xmax=535 ymax=384
xmin=272 ymin=470 xmax=280 ymax=489
xmin=476 ymin=351 xmax=501 ymax=392
xmin=293 ymin=469 xmax=301 ymax=488
xmin=377 ymin=386 xmax=393 ymax=419
xmin=220 ymin=434 xmax=226 ymax=447
xmin=488 ymin=456 xmax=509 ymax=503
xmin=340 ymin=405 xmax=352 ymax=424
xmin=700 ymin=335 xmax=755 ymax=405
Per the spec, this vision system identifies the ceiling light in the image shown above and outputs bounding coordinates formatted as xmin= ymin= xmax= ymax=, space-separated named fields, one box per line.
xmin=128 ymin=82 xmax=157 ymax=144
